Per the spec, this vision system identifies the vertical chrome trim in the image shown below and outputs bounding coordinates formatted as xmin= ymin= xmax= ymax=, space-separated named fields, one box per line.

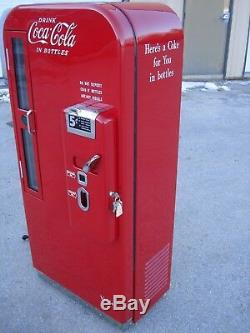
xmin=6 ymin=48 xmax=10 ymax=71
xmin=19 ymin=160 xmax=23 ymax=179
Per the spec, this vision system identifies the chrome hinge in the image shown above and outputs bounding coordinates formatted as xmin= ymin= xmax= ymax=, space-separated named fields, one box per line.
xmin=5 ymin=48 xmax=10 ymax=71
xmin=19 ymin=160 xmax=23 ymax=179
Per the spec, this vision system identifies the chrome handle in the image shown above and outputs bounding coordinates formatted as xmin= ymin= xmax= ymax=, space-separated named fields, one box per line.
xmin=26 ymin=110 xmax=33 ymax=134
xmin=83 ymin=154 xmax=101 ymax=173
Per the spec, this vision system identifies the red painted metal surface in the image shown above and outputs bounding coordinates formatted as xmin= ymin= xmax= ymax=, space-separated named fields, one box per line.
xmin=4 ymin=2 xmax=183 ymax=324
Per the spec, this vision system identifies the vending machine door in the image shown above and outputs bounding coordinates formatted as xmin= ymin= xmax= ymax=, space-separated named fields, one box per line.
xmin=62 ymin=102 xmax=118 ymax=243
xmin=4 ymin=5 xmax=136 ymax=324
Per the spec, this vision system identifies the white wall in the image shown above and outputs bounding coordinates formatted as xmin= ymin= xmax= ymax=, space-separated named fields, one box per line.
xmin=130 ymin=0 xmax=184 ymax=21
xmin=226 ymin=0 xmax=250 ymax=78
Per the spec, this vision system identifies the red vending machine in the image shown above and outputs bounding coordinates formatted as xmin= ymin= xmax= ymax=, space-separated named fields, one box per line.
xmin=4 ymin=2 xmax=183 ymax=324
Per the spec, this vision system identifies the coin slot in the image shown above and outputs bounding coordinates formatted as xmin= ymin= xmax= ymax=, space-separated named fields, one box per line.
xmin=77 ymin=171 xmax=87 ymax=186
xmin=77 ymin=188 xmax=89 ymax=211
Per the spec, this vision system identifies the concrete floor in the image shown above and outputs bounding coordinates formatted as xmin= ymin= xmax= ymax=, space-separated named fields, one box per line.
xmin=0 ymin=81 xmax=249 ymax=333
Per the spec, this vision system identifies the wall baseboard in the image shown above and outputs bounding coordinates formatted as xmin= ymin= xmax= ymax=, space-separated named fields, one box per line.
xmin=183 ymin=74 xmax=224 ymax=81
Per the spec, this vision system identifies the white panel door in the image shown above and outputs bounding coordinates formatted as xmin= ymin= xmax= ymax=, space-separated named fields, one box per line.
xmin=184 ymin=0 xmax=231 ymax=77
xmin=245 ymin=27 xmax=250 ymax=73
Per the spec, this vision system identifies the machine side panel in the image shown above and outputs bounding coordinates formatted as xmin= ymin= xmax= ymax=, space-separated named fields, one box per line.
xmin=115 ymin=3 xmax=184 ymax=321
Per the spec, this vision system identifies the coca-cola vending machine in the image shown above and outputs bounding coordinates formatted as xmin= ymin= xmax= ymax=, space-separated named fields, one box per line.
xmin=4 ymin=2 xmax=183 ymax=324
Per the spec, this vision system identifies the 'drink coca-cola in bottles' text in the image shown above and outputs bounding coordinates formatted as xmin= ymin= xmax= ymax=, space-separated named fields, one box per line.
xmin=28 ymin=17 xmax=77 ymax=56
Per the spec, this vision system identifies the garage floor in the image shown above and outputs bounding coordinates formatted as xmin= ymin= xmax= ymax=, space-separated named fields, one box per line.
xmin=0 ymin=81 xmax=249 ymax=333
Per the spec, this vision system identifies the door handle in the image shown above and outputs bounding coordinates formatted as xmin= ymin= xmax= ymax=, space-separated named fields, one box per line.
xmin=220 ymin=11 xmax=230 ymax=21
xmin=26 ymin=110 xmax=33 ymax=134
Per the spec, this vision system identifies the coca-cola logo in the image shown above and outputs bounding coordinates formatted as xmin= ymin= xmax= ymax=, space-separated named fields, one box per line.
xmin=28 ymin=20 xmax=77 ymax=48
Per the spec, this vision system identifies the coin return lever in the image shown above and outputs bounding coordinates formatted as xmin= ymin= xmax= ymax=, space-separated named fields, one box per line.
xmin=83 ymin=154 xmax=101 ymax=174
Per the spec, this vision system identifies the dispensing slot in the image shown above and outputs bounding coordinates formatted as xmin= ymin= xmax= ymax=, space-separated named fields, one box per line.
xmin=77 ymin=187 xmax=89 ymax=211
